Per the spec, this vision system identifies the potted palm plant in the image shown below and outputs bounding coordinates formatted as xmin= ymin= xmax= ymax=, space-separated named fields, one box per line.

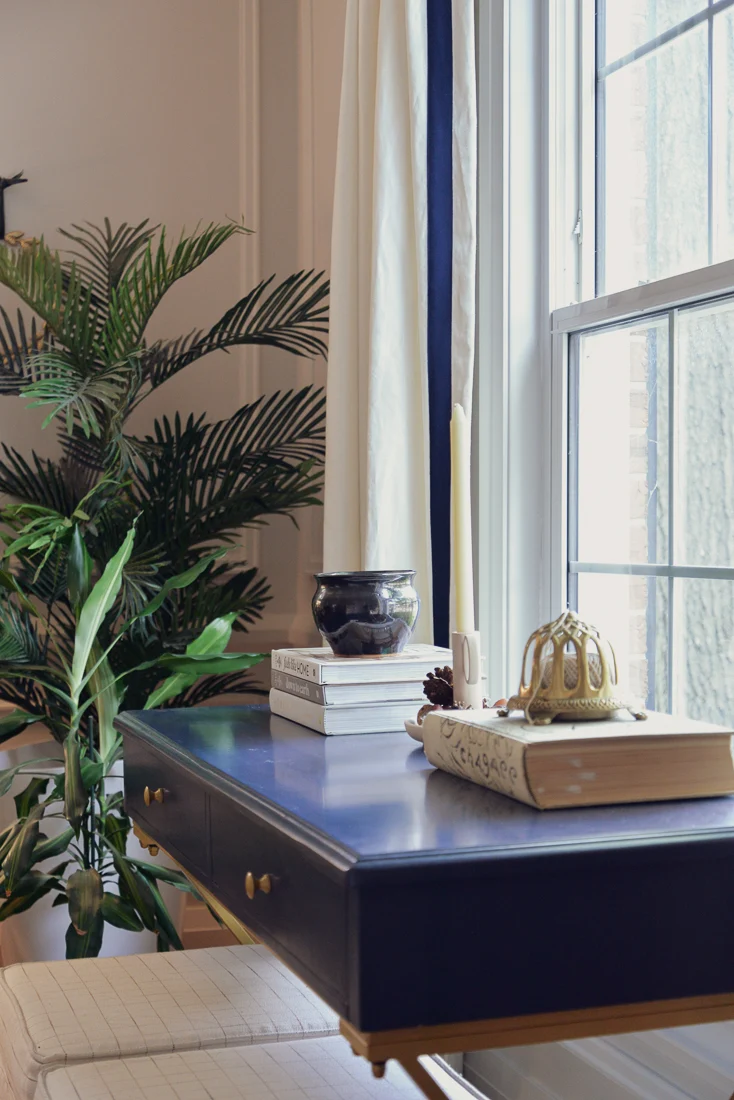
xmin=0 ymin=218 xmax=328 ymax=957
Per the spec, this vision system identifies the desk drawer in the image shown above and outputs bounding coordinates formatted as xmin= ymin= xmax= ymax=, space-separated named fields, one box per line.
xmin=210 ymin=797 xmax=346 ymax=1004
xmin=123 ymin=737 xmax=208 ymax=875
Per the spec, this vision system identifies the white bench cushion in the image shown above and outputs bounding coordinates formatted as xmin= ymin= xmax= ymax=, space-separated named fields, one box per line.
xmin=0 ymin=945 xmax=338 ymax=1099
xmin=36 ymin=1036 xmax=423 ymax=1099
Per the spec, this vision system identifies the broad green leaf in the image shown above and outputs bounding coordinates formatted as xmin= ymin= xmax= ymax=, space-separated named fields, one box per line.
xmin=63 ymin=731 xmax=87 ymax=835
xmin=32 ymin=828 xmax=74 ymax=865
xmin=86 ymin=645 xmax=120 ymax=761
xmin=52 ymin=893 xmax=68 ymax=908
xmin=67 ymin=526 xmax=93 ymax=610
xmin=144 ymin=650 xmax=264 ymax=710
xmin=14 ymin=776 xmax=49 ymax=819
xmin=80 ymin=758 xmax=105 ymax=792
xmin=120 ymin=855 xmax=198 ymax=893
xmin=0 ymin=866 xmax=66 ymax=921
xmin=0 ymin=758 xmax=60 ymax=799
xmin=100 ymin=892 xmax=143 ymax=932
xmin=112 ymin=852 xmax=157 ymax=931
xmin=144 ymin=875 xmax=184 ymax=950
xmin=101 ymin=813 xmax=129 ymax=856
xmin=2 ymin=805 xmax=44 ymax=894
xmin=70 ymin=526 xmax=136 ymax=703
xmin=0 ymin=822 xmax=21 ymax=865
xmin=67 ymin=868 xmax=103 ymax=934
xmin=65 ymin=912 xmax=104 ymax=958
xmin=133 ymin=549 xmax=227 ymax=621
xmin=0 ymin=709 xmax=38 ymax=744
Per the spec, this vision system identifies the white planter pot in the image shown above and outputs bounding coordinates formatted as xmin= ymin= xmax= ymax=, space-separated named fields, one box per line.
xmin=0 ymin=733 xmax=187 ymax=963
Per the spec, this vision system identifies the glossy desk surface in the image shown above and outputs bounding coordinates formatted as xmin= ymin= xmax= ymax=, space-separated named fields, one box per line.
xmin=119 ymin=705 xmax=734 ymax=1032
xmin=131 ymin=704 xmax=734 ymax=861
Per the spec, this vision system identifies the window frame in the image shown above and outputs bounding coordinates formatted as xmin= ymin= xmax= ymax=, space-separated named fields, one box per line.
xmin=475 ymin=0 xmax=734 ymax=700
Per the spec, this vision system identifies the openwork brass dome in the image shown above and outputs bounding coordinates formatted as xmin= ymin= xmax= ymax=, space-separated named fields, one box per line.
xmin=498 ymin=609 xmax=646 ymax=725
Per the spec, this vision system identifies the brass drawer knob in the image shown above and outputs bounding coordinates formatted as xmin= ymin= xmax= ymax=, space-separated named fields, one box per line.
xmin=143 ymin=785 xmax=165 ymax=807
xmin=245 ymin=871 xmax=272 ymax=900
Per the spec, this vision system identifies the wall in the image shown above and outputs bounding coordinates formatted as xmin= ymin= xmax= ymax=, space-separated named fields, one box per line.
xmin=0 ymin=0 xmax=346 ymax=657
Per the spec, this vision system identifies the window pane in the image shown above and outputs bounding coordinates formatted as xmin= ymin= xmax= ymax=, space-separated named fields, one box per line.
xmin=677 ymin=297 xmax=734 ymax=567
xmin=577 ymin=573 xmax=669 ymax=711
xmin=713 ymin=7 xmax=734 ymax=262
xmin=603 ymin=0 xmax=706 ymax=66
xmin=576 ymin=319 xmax=668 ymax=565
xmin=677 ymin=579 xmax=734 ymax=724
xmin=601 ymin=24 xmax=708 ymax=293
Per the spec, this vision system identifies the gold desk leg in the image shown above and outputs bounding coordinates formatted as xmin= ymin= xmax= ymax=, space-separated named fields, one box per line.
xmin=131 ymin=821 xmax=257 ymax=946
xmin=396 ymin=1057 xmax=453 ymax=1100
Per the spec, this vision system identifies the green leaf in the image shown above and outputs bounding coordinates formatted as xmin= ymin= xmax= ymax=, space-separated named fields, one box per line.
xmin=101 ymin=813 xmax=129 ymax=856
xmin=111 ymin=852 xmax=157 ymax=931
xmin=132 ymin=548 xmax=227 ymax=621
xmin=65 ymin=912 xmax=104 ymax=958
xmin=100 ymin=892 xmax=143 ymax=932
xmin=2 ymin=804 xmax=44 ymax=894
xmin=67 ymin=867 xmax=103 ymax=934
xmin=13 ymin=775 xmax=49 ymax=818
xmin=0 ymin=821 xmax=21 ymax=865
xmin=144 ymin=875 xmax=184 ymax=950
xmin=80 ymin=758 xmax=105 ymax=792
xmin=0 ymin=757 xmax=60 ymax=799
xmin=70 ymin=525 xmax=136 ymax=703
xmin=63 ymin=731 xmax=87 ymax=835
xmin=144 ymin=649 xmax=264 ymax=710
xmin=31 ymin=827 xmax=74 ymax=865
xmin=121 ymin=855 xmax=198 ymax=893
xmin=0 ymin=866 xmax=66 ymax=921
xmin=0 ymin=709 xmax=38 ymax=744
xmin=67 ymin=526 xmax=93 ymax=610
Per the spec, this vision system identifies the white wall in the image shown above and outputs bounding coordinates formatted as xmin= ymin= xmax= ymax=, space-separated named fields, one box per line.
xmin=0 ymin=0 xmax=346 ymax=655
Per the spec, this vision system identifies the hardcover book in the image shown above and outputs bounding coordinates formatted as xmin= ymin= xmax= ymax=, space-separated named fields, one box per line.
xmin=421 ymin=709 xmax=734 ymax=809
xmin=269 ymin=688 xmax=424 ymax=735
xmin=270 ymin=644 xmax=452 ymax=685
xmin=270 ymin=669 xmax=429 ymax=706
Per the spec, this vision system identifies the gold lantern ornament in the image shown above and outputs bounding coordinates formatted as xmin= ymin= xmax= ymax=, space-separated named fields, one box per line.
xmin=498 ymin=609 xmax=647 ymax=725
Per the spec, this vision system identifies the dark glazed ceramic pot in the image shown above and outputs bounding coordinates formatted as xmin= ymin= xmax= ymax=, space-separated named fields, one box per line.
xmin=312 ymin=571 xmax=420 ymax=656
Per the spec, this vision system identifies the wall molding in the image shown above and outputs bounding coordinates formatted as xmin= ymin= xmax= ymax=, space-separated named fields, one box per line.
xmin=239 ymin=0 xmax=261 ymax=570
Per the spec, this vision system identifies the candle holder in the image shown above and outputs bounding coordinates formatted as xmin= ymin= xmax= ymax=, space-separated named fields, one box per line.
xmin=452 ymin=630 xmax=484 ymax=709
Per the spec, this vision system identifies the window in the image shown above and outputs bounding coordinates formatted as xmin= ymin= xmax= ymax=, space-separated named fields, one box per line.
xmin=557 ymin=0 xmax=734 ymax=724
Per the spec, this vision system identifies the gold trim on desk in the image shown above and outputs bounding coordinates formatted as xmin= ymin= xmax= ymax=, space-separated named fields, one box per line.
xmin=340 ymin=990 xmax=734 ymax=1065
xmin=131 ymin=821 xmax=257 ymax=946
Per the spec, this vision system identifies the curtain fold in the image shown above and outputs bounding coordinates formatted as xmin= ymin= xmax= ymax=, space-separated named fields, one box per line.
xmin=323 ymin=0 xmax=476 ymax=646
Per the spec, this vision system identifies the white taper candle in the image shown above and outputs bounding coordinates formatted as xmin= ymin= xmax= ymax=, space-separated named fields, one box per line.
xmin=450 ymin=403 xmax=475 ymax=633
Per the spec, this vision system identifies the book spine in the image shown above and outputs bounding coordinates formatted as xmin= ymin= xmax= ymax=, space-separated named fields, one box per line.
xmin=269 ymin=689 xmax=327 ymax=733
xmin=421 ymin=712 xmax=538 ymax=808
xmin=270 ymin=650 xmax=323 ymax=683
xmin=271 ymin=669 xmax=326 ymax=705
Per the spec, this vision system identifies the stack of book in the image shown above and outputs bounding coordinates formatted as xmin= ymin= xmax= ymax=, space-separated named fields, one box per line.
xmin=269 ymin=644 xmax=452 ymax=735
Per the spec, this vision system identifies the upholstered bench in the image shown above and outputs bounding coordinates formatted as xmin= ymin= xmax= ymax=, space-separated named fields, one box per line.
xmin=0 ymin=945 xmax=338 ymax=1099
xmin=36 ymin=1036 xmax=424 ymax=1099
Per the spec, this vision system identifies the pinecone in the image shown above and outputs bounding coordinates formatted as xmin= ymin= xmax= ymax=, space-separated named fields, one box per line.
xmin=423 ymin=666 xmax=455 ymax=707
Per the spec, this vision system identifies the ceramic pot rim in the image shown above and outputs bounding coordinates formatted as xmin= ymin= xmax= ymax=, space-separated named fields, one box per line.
xmin=315 ymin=570 xmax=416 ymax=582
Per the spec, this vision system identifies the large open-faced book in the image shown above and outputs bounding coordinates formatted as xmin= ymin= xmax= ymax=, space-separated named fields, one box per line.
xmin=421 ymin=709 xmax=734 ymax=809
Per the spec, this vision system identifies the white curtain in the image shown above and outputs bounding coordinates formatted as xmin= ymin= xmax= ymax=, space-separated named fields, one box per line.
xmin=323 ymin=0 xmax=476 ymax=646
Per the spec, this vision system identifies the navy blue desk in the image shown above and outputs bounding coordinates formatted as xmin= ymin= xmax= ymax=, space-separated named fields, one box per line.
xmin=117 ymin=705 xmax=734 ymax=1098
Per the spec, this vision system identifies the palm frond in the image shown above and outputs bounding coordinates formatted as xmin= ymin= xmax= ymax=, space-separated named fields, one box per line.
xmin=0 ymin=602 xmax=45 ymax=665
xmin=103 ymin=221 xmax=250 ymax=360
xmin=140 ymin=270 xmax=329 ymax=393
xmin=58 ymin=219 xmax=157 ymax=301
xmin=0 ymin=447 xmax=78 ymax=513
xmin=0 ymin=306 xmax=50 ymax=395
xmin=0 ymin=240 xmax=105 ymax=363
xmin=22 ymin=351 xmax=133 ymax=438
xmin=161 ymin=672 xmax=267 ymax=708
xmin=131 ymin=388 xmax=325 ymax=555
